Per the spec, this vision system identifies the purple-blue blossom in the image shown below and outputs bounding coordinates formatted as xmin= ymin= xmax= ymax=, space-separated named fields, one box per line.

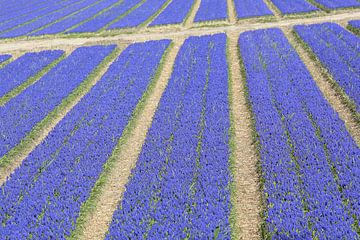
xmin=106 ymin=33 xmax=231 ymax=239
xmin=0 ymin=40 xmax=170 ymax=238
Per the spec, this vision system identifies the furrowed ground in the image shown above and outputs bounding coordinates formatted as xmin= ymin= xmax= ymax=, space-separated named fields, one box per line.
xmin=0 ymin=0 xmax=359 ymax=239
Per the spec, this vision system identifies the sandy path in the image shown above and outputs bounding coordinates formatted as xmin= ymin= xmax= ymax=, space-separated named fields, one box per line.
xmin=227 ymin=32 xmax=262 ymax=239
xmin=0 ymin=10 xmax=359 ymax=53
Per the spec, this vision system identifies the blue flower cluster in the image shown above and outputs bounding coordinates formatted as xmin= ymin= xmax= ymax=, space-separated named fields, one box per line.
xmin=68 ymin=0 xmax=143 ymax=33
xmin=108 ymin=0 xmax=168 ymax=30
xmin=0 ymin=0 xmax=72 ymax=33
xmin=0 ymin=45 xmax=114 ymax=159
xmin=313 ymin=0 xmax=360 ymax=9
xmin=194 ymin=0 xmax=228 ymax=22
xmin=233 ymin=0 xmax=273 ymax=19
xmin=0 ymin=50 xmax=64 ymax=97
xmin=31 ymin=0 xmax=119 ymax=36
xmin=271 ymin=0 xmax=318 ymax=14
xmin=240 ymin=28 xmax=360 ymax=238
xmin=0 ymin=0 xmax=100 ymax=38
xmin=0 ymin=54 xmax=11 ymax=65
xmin=149 ymin=0 xmax=195 ymax=26
xmin=295 ymin=22 xmax=360 ymax=111
xmin=349 ymin=19 xmax=360 ymax=29
xmin=0 ymin=40 xmax=170 ymax=238
xmin=106 ymin=34 xmax=231 ymax=239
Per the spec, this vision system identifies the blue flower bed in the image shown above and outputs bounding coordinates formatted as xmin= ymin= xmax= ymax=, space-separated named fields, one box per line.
xmin=0 ymin=40 xmax=170 ymax=238
xmin=295 ymin=22 xmax=360 ymax=111
xmin=31 ymin=0 xmax=119 ymax=36
xmin=271 ymin=0 xmax=318 ymax=14
xmin=0 ymin=0 xmax=99 ymax=38
xmin=0 ymin=54 xmax=11 ymax=65
xmin=106 ymin=33 xmax=231 ymax=239
xmin=234 ymin=0 xmax=273 ymax=19
xmin=0 ymin=45 xmax=114 ymax=159
xmin=0 ymin=50 xmax=64 ymax=97
xmin=68 ymin=0 xmax=143 ymax=33
xmin=108 ymin=0 xmax=168 ymax=29
xmin=239 ymin=28 xmax=360 ymax=238
xmin=194 ymin=0 xmax=228 ymax=22
xmin=149 ymin=0 xmax=195 ymax=26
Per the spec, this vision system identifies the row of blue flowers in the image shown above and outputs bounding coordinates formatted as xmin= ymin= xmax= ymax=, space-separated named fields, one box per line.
xmin=295 ymin=22 xmax=360 ymax=111
xmin=0 ymin=40 xmax=170 ymax=238
xmin=106 ymin=33 xmax=231 ymax=239
xmin=0 ymin=45 xmax=114 ymax=161
xmin=239 ymin=28 xmax=360 ymax=239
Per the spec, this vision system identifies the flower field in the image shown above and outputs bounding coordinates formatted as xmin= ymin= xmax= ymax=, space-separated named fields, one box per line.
xmin=0 ymin=0 xmax=359 ymax=239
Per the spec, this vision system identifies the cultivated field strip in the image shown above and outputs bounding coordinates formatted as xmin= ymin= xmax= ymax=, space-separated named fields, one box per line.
xmin=270 ymin=0 xmax=319 ymax=14
xmin=0 ymin=54 xmax=11 ymax=65
xmin=0 ymin=50 xmax=64 ymax=102
xmin=233 ymin=0 xmax=274 ymax=19
xmin=239 ymin=28 xmax=360 ymax=238
xmin=149 ymin=0 xmax=195 ymax=27
xmin=0 ymin=3 xmax=360 ymax=239
xmin=283 ymin=28 xmax=360 ymax=146
xmin=30 ymin=0 xmax=120 ymax=36
xmin=0 ymin=46 xmax=122 ymax=185
xmin=0 ymin=0 xmax=360 ymax=39
xmin=73 ymin=37 xmax=185 ymax=240
xmin=67 ymin=0 xmax=143 ymax=34
xmin=106 ymin=34 xmax=231 ymax=239
xmin=0 ymin=40 xmax=170 ymax=238
xmin=295 ymin=23 xmax=360 ymax=114
xmin=107 ymin=0 xmax=170 ymax=29
xmin=0 ymin=45 xmax=114 ymax=162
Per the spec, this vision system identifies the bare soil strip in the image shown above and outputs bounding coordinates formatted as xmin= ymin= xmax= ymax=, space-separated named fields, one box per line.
xmin=283 ymin=27 xmax=360 ymax=146
xmin=73 ymin=38 xmax=185 ymax=240
xmin=183 ymin=0 xmax=201 ymax=28
xmin=227 ymin=0 xmax=237 ymax=24
xmin=227 ymin=32 xmax=262 ymax=240
xmin=0 ymin=45 xmax=125 ymax=186
xmin=0 ymin=10 xmax=359 ymax=53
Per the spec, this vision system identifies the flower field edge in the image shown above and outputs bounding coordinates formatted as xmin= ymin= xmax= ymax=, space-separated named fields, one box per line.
xmin=0 ymin=46 xmax=121 ymax=172
xmin=67 ymin=40 xmax=175 ymax=240
xmin=290 ymin=27 xmax=360 ymax=124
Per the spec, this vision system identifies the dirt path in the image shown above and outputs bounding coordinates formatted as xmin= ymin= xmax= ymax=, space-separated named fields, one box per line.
xmin=227 ymin=0 xmax=237 ymax=24
xmin=0 ymin=45 xmax=125 ymax=186
xmin=0 ymin=10 xmax=359 ymax=53
xmin=184 ymin=0 xmax=201 ymax=28
xmin=283 ymin=27 xmax=360 ymax=146
xmin=227 ymin=32 xmax=262 ymax=239
xmin=73 ymin=38 xmax=185 ymax=240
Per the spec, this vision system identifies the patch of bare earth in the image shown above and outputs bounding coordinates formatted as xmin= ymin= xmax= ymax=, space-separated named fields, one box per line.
xmin=0 ymin=45 xmax=125 ymax=186
xmin=282 ymin=27 xmax=360 ymax=145
xmin=227 ymin=32 xmax=262 ymax=239
xmin=76 ymin=38 xmax=185 ymax=240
